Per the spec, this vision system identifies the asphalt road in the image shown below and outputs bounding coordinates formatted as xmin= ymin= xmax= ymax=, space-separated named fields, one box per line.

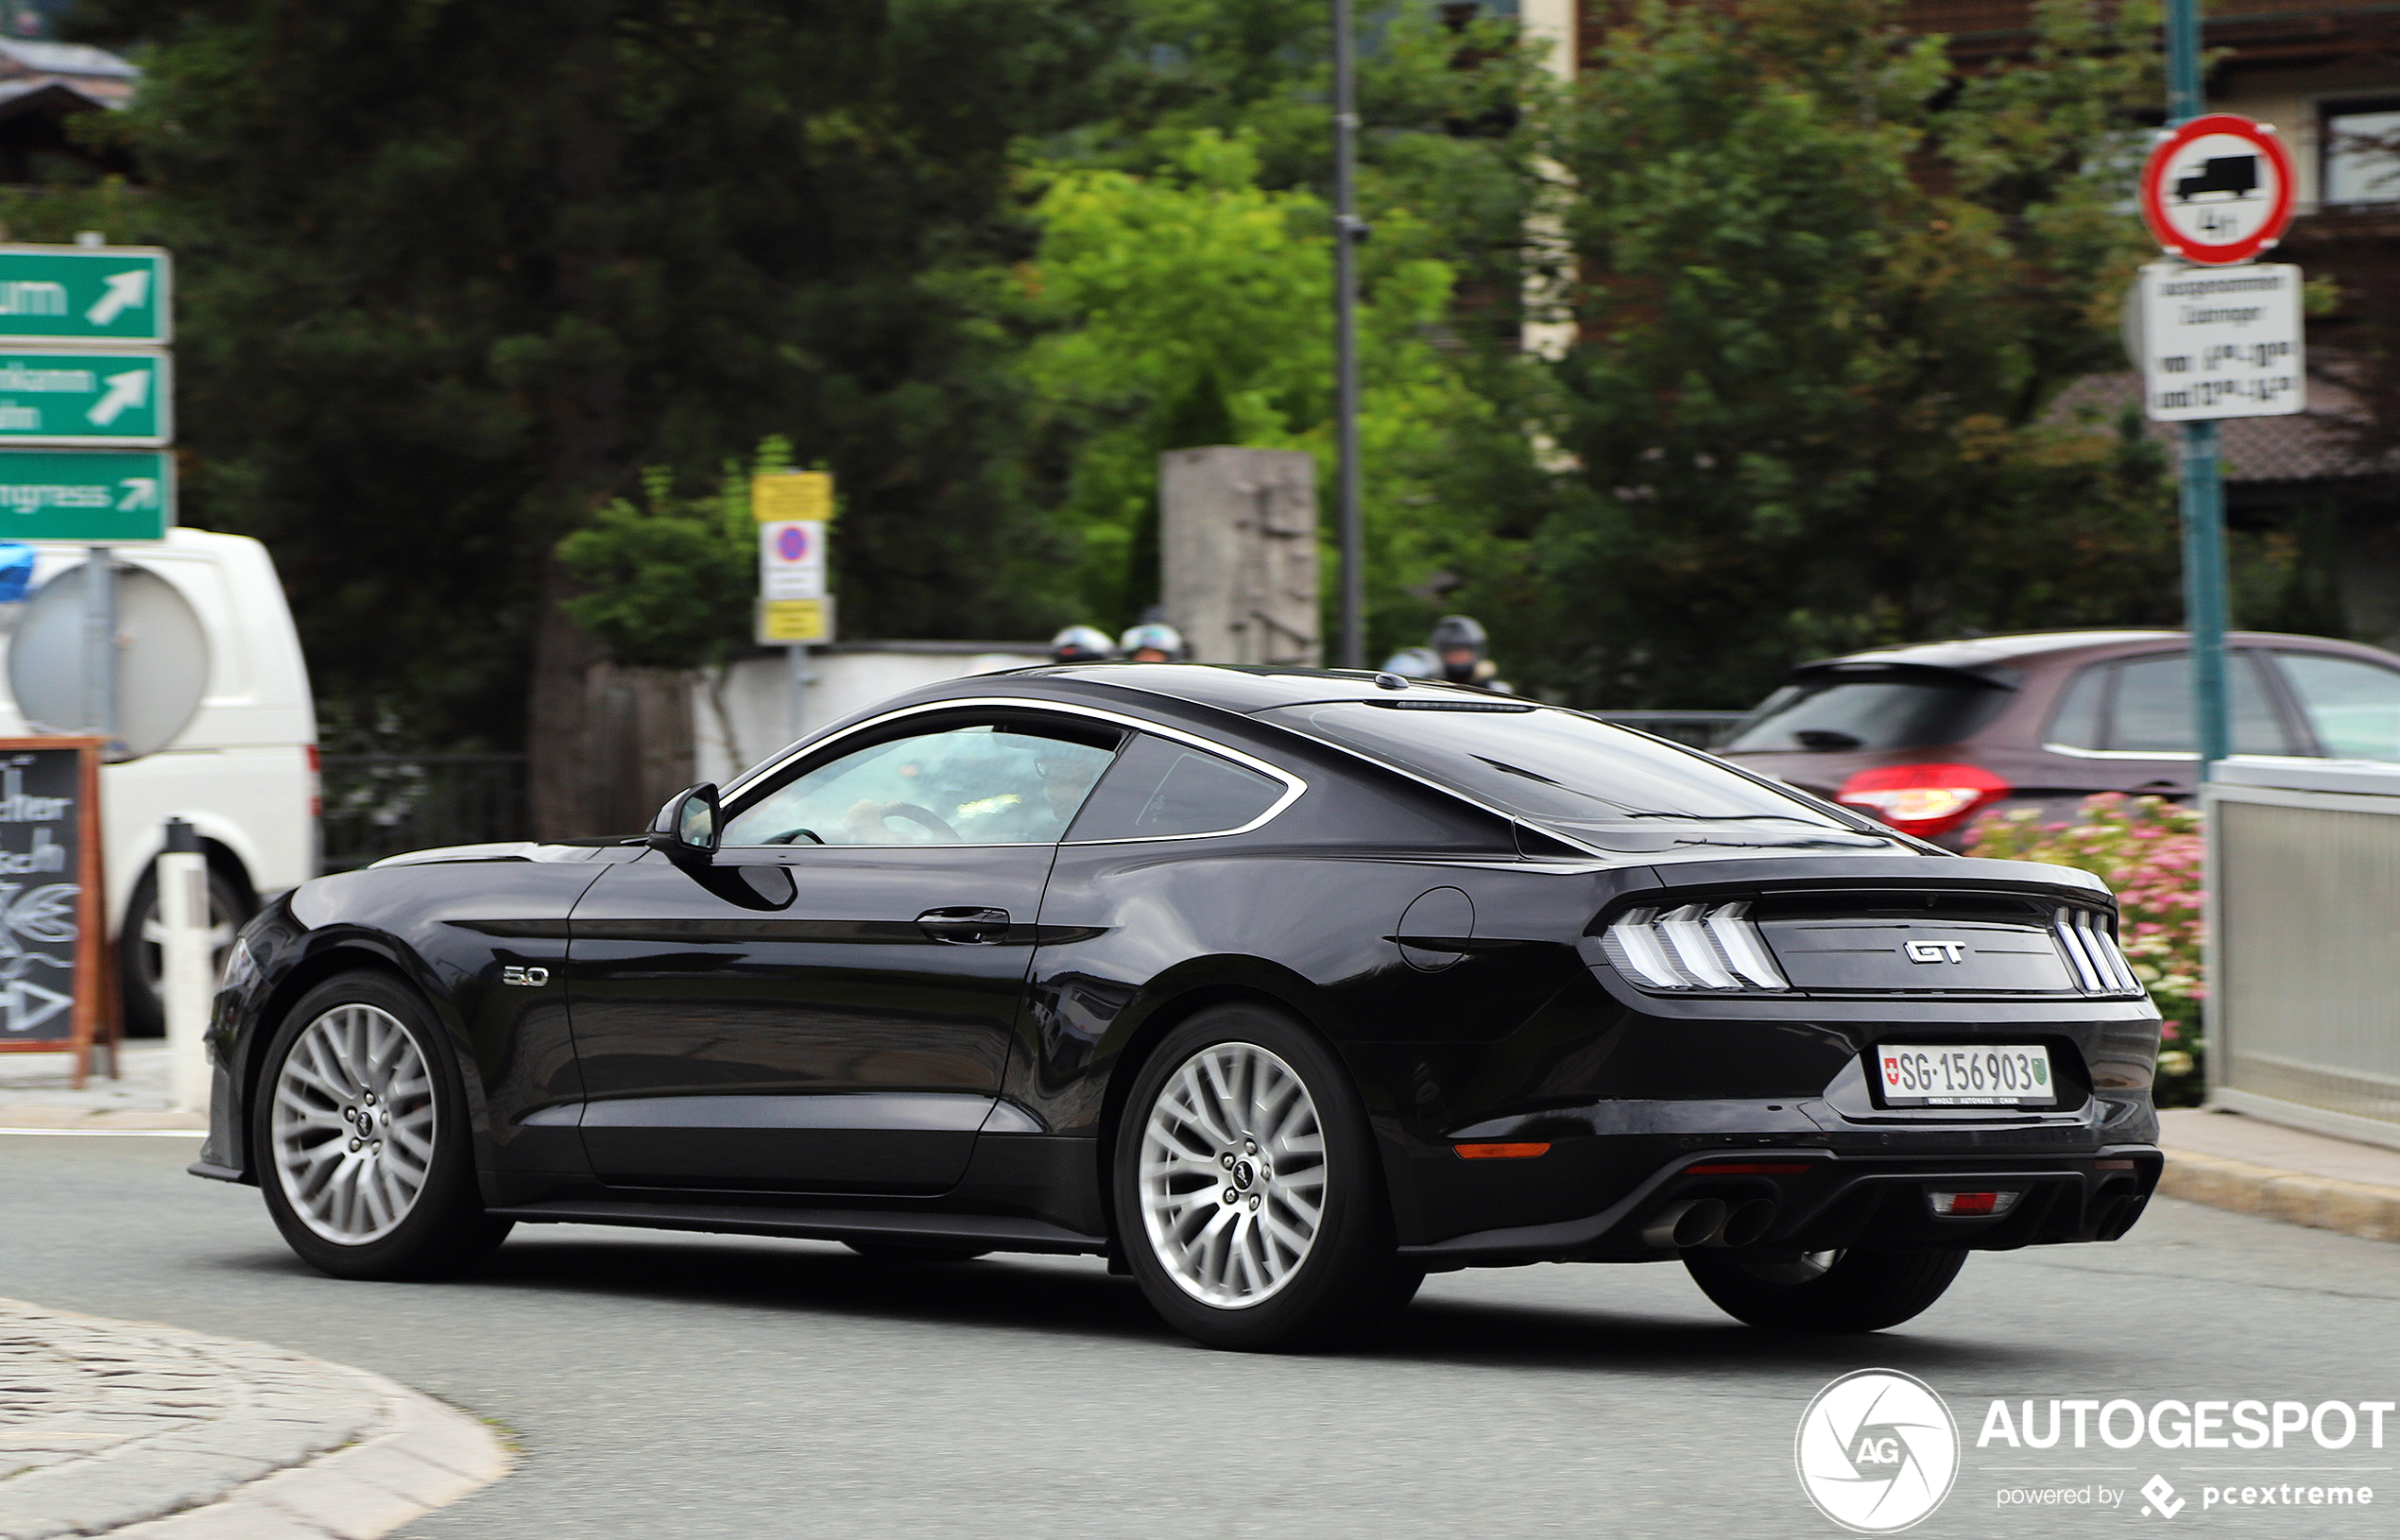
xmin=5 ymin=1134 xmax=2397 ymax=1539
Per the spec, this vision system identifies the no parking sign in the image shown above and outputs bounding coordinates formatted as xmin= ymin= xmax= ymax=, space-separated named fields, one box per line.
xmin=754 ymin=471 xmax=834 ymax=644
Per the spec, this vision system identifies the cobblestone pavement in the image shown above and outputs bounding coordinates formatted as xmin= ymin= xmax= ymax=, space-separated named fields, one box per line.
xmin=0 ymin=1297 xmax=506 ymax=1539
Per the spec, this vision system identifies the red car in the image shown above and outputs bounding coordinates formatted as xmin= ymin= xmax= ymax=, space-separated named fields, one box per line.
xmin=1718 ymin=629 xmax=2400 ymax=846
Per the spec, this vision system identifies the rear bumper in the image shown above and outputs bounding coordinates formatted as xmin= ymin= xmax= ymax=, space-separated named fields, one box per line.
xmin=1398 ymin=1145 xmax=2162 ymax=1264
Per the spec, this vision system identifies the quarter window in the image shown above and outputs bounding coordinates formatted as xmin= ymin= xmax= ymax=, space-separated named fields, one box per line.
xmin=722 ymin=720 xmax=1120 ymax=847
xmin=1066 ymin=734 xmax=1288 ymax=841
xmin=2276 ymin=653 xmax=2400 ymax=761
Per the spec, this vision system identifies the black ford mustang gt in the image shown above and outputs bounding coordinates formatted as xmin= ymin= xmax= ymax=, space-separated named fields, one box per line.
xmin=196 ymin=665 xmax=2164 ymax=1350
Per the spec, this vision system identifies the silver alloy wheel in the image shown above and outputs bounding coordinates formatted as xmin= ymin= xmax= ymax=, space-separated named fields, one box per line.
xmin=1137 ymin=1041 xmax=1328 ymax=1309
xmin=270 ymin=1003 xmax=438 ymax=1245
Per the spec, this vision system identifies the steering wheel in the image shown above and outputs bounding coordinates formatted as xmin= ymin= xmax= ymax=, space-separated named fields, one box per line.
xmin=762 ymin=828 xmax=824 ymax=846
xmin=877 ymin=802 xmax=961 ymax=843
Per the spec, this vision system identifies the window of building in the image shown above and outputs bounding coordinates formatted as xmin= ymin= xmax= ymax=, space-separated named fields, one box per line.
xmin=2323 ymin=102 xmax=2400 ymax=204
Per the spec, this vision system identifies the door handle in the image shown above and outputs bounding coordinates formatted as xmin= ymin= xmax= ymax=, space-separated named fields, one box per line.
xmin=917 ymin=907 xmax=1010 ymax=944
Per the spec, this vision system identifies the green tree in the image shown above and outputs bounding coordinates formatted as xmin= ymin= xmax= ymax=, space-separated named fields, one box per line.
xmin=1020 ymin=128 xmax=1496 ymax=631
xmin=1027 ymin=1 xmax=1552 ymax=653
xmin=75 ymin=0 xmax=1121 ymax=830
xmin=556 ymin=437 xmax=795 ymax=771
xmin=1474 ymin=0 xmax=2178 ymax=707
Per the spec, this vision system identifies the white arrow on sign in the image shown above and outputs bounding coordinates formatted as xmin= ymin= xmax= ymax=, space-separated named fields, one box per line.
xmin=85 ymin=369 xmax=149 ymax=426
xmin=84 ymin=270 xmax=149 ymax=327
xmin=114 ymin=476 xmax=158 ymax=511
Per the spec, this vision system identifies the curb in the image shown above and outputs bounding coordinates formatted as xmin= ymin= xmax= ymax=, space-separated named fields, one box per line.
xmin=107 ymin=1374 xmax=511 ymax=1540
xmin=0 ymin=1300 xmax=510 ymax=1540
xmin=2159 ymin=1148 xmax=2400 ymax=1244
xmin=0 ymin=1105 xmax=206 ymax=1133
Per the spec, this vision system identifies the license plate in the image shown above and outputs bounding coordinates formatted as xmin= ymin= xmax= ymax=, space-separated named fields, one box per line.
xmin=1875 ymin=1044 xmax=2057 ymax=1107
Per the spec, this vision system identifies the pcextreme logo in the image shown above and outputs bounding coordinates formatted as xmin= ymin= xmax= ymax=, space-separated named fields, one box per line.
xmin=1795 ymin=1369 xmax=1962 ymax=1532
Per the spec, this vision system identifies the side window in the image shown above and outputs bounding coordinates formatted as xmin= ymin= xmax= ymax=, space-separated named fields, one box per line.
xmin=2106 ymin=652 xmax=2290 ymax=755
xmin=1066 ymin=734 xmax=1288 ymax=842
xmin=2277 ymin=653 xmax=2400 ymax=761
xmin=722 ymin=720 xmax=1121 ymax=847
xmin=2046 ymin=666 xmax=2107 ymax=749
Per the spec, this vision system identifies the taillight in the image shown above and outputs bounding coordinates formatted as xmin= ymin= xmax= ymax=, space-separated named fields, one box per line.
xmin=1599 ymin=900 xmax=1791 ymax=991
xmin=1836 ymin=762 xmax=2010 ymax=838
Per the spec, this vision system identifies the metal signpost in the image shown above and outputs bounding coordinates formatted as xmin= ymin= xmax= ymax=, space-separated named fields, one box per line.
xmin=2140 ymin=4 xmax=2299 ymax=774
xmin=1331 ymin=0 xmax=1364 ymax=670
xmin=754 ymin=471 xmax=834 ymax=743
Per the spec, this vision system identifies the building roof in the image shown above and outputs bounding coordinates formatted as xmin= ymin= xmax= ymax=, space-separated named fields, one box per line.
xmin=0 ymin=40 xmax=138 ymax=81
xmin=2051 ymin=362 xmax=2399 ymax=485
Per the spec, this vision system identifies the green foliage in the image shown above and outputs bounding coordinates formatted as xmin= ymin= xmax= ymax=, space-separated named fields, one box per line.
xmin=1020 ymin=128 xmax=1496 ymax=628
xmin=1969 ymin=795 xmax=2206 ymax=1106
xmin=557 ymin=439 xmax=795 ymax=672
xmin=73 ymin=0 xmax=1123 ymax=748
xmin=1023 ymin=1 xmax=1551 ymax=649
xmin=1469 ymin=0 xmax=2179 ymax=708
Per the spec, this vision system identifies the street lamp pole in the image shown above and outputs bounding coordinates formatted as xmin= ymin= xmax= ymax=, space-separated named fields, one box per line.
xmin=2166 ymin=0 xmax=2232 ymax=772
xmin=1332 ymin=0 xmax=1365 ymax=670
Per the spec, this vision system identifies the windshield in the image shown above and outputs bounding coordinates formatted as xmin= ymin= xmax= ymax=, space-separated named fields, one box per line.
xmin=1723 ymin=667 xmax=2014 ymax=753
xmin=1262 ymin=702 xmax=1897 ymax=852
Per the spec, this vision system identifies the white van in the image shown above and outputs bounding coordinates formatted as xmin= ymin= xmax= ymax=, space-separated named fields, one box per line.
xmin=1 ymin=528 xmax=317 ymax=1034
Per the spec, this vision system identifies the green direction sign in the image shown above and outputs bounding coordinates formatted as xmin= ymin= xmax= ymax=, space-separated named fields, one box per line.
xmin=0 ymin=350 xmax=169 ymax=446
xmin=0 ymin=246 xmax=171 ymax=347
xmin=0 ymin=449 xmax=173 ymax=541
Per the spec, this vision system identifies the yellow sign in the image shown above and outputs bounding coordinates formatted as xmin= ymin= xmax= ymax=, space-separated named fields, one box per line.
xmin=758 ymin=596 xmax=834 ymax=645
xmin=753 ymin=471 xmax=832 ymax=523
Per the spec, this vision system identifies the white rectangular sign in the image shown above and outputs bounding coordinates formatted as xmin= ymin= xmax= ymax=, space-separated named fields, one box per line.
xmin=759 ymin=519 xmax=826 ymax=601
xmin=2138 ymin=262 xmax=2304 ymax=421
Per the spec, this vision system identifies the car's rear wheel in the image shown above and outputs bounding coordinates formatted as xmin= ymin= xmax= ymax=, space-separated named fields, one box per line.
xmin=253 ymin=970 xmax=509 ymax=1280
xmin=1112 ymin=1003 xmax=1413 ymax=1351
xmin=1683 ymin=1246 xmax=1967 ymax=1332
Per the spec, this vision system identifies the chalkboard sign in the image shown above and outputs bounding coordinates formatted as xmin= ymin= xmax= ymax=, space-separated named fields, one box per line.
xmin=0 ymin=737 xmax=108 ymax=1082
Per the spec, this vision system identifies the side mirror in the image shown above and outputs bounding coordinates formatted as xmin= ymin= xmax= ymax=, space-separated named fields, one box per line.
xmin=648 ymin=782 xmax=721 ymax=863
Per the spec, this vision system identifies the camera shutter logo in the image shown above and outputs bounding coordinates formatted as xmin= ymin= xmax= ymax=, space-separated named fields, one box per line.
xmin=1794 ymin=1369 xmax=1960 ymax=1532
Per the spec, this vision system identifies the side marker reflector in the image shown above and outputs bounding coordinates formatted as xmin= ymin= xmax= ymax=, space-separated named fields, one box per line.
xmin=1454 ymin=1142 xmax=1551 ymax=1160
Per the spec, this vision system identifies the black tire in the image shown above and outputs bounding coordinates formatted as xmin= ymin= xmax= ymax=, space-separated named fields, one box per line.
xmin=1111 ymin=1002 xmax=1407 ymax=1352
xmin=252 ymin=970 xmax=510 ymax=1280
xmin=844 ymin=1242 xmax=991 ymax=1264
xmin=119 ymin=862 xmax=251 ymax=1038
xmin=1684 ymin=1247 xmax=1968 ymax=1333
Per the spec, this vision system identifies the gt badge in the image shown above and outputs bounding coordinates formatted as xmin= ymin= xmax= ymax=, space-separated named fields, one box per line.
xmin=1902 ymin=941 xmax=1967 ymax=965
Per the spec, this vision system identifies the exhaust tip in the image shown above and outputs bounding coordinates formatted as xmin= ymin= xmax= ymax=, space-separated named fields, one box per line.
xmin=1705 ymin=1198 xmax=1777 ymax=1249
xmin=1641 ymin=1198 xmax=1727 ymax=1250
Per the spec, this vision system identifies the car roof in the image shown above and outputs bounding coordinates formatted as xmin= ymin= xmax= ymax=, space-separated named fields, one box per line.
xmin=1794 ymin=629 xmax=2391 ymax=675
xmin=969 ymin=662 xmax=1518 ymax=714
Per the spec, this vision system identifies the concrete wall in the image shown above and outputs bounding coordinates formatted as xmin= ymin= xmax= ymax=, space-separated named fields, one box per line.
xmin=691 ymin=642 xmax=1050 ymax=786
xmin=1158 ymin=446 xmax=1321 ymax=667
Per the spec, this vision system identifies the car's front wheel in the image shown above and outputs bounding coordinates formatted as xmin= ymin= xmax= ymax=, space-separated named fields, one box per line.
xmin=1683 ymin=1247 xmax=1967 ymax=1332
xmin=1113 ymin=1004 xmax=1414 ymax=1351
xmin=253 ymin=970 xmax=509 ymax=1280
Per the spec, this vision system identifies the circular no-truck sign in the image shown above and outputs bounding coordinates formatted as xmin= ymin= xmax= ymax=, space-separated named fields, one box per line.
xmin=2140 ymin=113 xmax=2295 ymax=265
